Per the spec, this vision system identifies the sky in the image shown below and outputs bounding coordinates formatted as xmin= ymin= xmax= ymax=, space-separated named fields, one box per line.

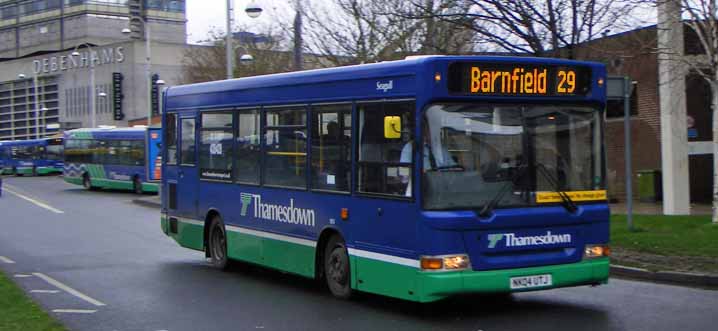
xmin=186 ymin=0 xmax=294 ymax=44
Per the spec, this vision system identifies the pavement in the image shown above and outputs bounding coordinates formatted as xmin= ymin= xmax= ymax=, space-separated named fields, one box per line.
xmin=1 ymin=176 xmax=717 ymax=331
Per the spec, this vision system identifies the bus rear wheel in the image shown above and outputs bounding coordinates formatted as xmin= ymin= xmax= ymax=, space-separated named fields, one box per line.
xmin=133 ymin=177 xmax=143 ymax=195
xmin=324 ymin=235 xmax=352 ymax=299
xmin=207 ymin=216 xmax=229 ymax=270
xmin=82 ymin=174 xmax=92 ymax=190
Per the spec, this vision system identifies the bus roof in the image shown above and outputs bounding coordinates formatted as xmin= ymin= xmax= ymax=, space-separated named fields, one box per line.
xmin=0 ymin=139 xmax=48 ymax=147
xmin=64 ymin=127 xmax=148 ymax=140
xmin=165 ymin=55 xmax=606 ymax=110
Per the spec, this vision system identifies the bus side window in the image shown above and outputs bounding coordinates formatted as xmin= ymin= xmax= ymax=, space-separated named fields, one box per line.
xmin=264 ymin=106 xmax=307 ymax=188
xmin=236 ymin=109 xmax=260 ymax=184
xmin=199 ymin=112 xmax=234 ymax=181
xmin=310 ymin=104 xmax=351 ymax=192
xmin=165 ymin=113 xmax=178 ymax=165
xmin=357 ymin=101 xmax=415 ymax=197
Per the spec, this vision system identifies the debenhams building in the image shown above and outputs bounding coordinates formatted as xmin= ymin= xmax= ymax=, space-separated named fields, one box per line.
xmin=0 ymin=0 xmax=190 ymax=140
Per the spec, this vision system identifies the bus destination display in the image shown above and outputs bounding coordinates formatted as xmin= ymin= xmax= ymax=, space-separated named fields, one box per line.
xmin=448 ymin=62 xmax=591 ymax=96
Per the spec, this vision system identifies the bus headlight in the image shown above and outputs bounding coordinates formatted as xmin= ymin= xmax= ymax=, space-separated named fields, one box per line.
xmin=584 ymin=244 xmax=610 ymax=259
xmin=420 ymin=254 xmax=471 ymax=271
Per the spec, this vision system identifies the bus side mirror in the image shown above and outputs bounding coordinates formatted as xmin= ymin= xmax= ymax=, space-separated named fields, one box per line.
xmin=384 ymin=116 xmax=402 ymax=139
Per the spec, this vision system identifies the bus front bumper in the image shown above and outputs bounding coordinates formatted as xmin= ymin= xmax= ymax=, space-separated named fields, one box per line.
xmin=417 ymin=258 xmax=609 ymax=302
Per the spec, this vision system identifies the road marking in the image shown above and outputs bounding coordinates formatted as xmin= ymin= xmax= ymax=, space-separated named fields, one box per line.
xmin=3 ymin=187 xmax=64 ymax=214
xmin=0 ymin=256 xmax=15 ymax=264
xmin=32 ymin=273 xmax=106 ymax=307
xmin=14 ymin=274 xmax=32 ymax=278
xmin=52 ymin=309 xmax=97 ymax=314
xmin=30 ymin=290 xmax=60 ymax=294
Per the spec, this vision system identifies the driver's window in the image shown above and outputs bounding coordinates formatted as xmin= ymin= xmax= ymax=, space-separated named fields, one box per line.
xmin=357 ymin=100 xmax=414 ymax=197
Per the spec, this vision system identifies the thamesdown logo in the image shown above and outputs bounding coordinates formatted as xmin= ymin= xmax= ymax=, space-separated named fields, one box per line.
xmin=487 ymin=231 xmax=571 ymax=248
xmin=487 ymin=234 xmax=504 ymax=248
xmin=240 ymin=193 xmax=253 ymax=216
xmin=239 ymin=193 xmax=316 ymax=227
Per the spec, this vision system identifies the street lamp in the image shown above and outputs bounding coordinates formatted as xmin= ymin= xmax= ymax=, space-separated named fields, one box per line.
xmin=122 ymin=21 xmax=153 ymax=127
xmin=156 ymin=80 xmax=166 ymax=126
xmin=17 ymin=72 xmax=41 ymax=139
xmin=40 ymin=106 xmax=48 ymax=138
xmin=226 ymin=0 xmax=263 ymax=79
xmin=71 ymin=44 xmax=98 ymax=128
xmin=239 ymin=54 xmax=254 ymax=64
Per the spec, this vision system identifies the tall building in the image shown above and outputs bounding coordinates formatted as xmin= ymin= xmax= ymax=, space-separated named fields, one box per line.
xmin=0 ymin=0 xmax=189 ymax=140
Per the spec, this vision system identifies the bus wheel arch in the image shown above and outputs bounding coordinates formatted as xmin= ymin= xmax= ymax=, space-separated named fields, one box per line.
xmin=317 ymin=229 xmax=353 ymax=299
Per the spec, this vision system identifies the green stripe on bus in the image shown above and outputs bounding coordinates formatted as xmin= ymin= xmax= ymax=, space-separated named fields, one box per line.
xmin=165 ymin=217 xmax=610 ymax=302
xmin=64 ymin=177 xmax=83 ymax=185
xmin=90 ymin=178 xmax=133 ymax=190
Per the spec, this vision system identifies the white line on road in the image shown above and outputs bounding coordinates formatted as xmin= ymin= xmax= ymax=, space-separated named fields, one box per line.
xmin=32 ymin=273 xmax=106 ymax=307
xmin=30 ymin=290 xmax=60 ymax=294
xmin=52 ymin=309 xmax=97 ymax=314
xmin=3 ymin=187 xmax=64 ymax=214
xmin=0 ymin=256 xmax=15 ymax=264
xmin=14 ymin=274 xmax=32 ymax=278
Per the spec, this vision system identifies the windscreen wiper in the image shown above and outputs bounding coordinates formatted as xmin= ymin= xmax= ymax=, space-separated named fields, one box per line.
xmin=478 ymin=164 xmax=529 ymax=218
xmin=535 ymin=163 xmax=577 ymax=213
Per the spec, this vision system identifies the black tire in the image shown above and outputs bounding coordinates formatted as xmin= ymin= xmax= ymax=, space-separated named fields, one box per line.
xmin=207 ymin=216 xmax=230 ymax=270
xmin=324 ymin=235 xmax=352 ymax=299
xmin=82 ymin=174 xmax=92 ymax=190
xmin=133 ymin=177 xmax=143 ymax=195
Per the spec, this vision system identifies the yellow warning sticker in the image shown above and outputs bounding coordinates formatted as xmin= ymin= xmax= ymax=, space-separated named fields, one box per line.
xmin=535 ymin=190 xmax=607 ymax=203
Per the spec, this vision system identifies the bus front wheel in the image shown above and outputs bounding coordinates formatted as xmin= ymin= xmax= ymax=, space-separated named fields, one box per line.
xmin=207 ymin=216 xmax=229 ymax=270
xmin=324 ymin=235 xmax=352 ymax=299
xmin=133 ymin=177 xmax=143 ymax=195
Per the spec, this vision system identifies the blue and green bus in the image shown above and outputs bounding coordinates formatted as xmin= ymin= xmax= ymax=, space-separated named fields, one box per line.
xmin=63 ymin=127 xmax=163 ymax=194
xmin=0 ymin=138 xmax=64 ymax=176
xmin=161 ymin=56 xmax=610 ymax=302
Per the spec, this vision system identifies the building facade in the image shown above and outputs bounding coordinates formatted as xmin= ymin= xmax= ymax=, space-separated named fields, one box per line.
xmin=573 ymin=25 xmax=714 ymax=203
xmin=0 ymin=0 xmax=188 ymax=140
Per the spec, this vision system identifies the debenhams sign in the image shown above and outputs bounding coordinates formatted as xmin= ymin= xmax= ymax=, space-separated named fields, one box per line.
xmin=33 ymin=46 xmax=125 ymax=74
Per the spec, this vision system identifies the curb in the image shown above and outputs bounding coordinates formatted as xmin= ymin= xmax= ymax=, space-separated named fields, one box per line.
xmin=611 ymin=265 xmax=718 ymax=289
xmin=132 ymin=197 xmax=161 ymax=209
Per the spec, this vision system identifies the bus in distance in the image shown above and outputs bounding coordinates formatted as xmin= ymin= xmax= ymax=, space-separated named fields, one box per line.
xmin=161 ymin=56 xmax=610 ymax=303
xmin=0 ymin=138 xmax=64 ymax=176
xmin=63 ymin=127 xmax=162 ymax=194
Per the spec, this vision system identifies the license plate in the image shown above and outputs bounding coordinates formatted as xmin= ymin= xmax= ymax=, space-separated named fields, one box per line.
xmin=510 ymin=274 xmax=552 ymax=289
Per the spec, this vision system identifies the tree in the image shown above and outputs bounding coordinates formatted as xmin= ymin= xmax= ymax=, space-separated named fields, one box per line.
xmin=301 ymin=0 xmax=474 ymax=67
xmin=400 ymin=0 xmax=643 ymax=58
xmin=180 ymin=27 xmax=294 ymax=84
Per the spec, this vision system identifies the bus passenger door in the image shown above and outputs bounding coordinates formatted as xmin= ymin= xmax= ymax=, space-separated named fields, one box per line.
xmin=176 ymin=116 xmax=200 ymax=220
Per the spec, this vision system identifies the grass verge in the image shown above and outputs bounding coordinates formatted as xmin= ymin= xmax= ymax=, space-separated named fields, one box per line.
xmin=610 ymin=214 xmax=718 ymax=274
xmin=0 ymin=270 xmax=65 ymax=331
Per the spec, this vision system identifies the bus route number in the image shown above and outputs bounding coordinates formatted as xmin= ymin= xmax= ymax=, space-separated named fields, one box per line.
xmin=557 ymin=70 xmax=576 ymax=94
